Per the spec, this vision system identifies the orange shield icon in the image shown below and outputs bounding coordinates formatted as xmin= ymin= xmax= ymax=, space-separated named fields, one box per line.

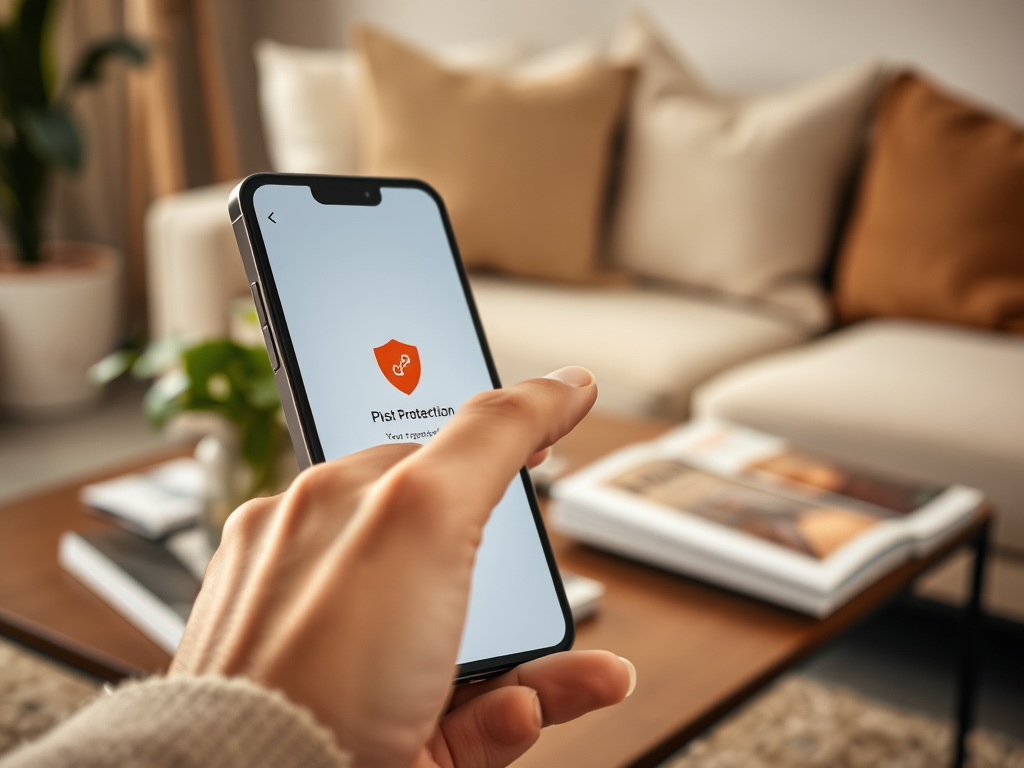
xmin=373 ymin=339 xmax=421 ymax=395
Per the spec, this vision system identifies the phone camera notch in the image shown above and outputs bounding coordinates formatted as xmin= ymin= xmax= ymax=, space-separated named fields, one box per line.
xmin=310 ymin=180 xmax=381 ymax=207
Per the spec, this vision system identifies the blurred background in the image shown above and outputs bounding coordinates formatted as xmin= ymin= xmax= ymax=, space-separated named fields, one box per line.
xmin=0 ymin=1 xmax=1021 ymax=765
xmin=17 ymin=0 xmax=1023 ymax=336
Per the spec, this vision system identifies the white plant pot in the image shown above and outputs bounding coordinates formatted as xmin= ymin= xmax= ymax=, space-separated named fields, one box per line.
xmin=194 ymin=428 xmax=299 ymax=548
xmin=0 ymin=242 xmax=120 ymax=414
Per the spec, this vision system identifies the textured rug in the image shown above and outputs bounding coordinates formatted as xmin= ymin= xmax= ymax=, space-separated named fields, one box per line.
xmin=0 ymin=637 xmax=99 ymax=756
xmin=1 ymin=635 xmax=1022 ymax=765
xmin=664 ymin=675 xmax=1024 ymax=768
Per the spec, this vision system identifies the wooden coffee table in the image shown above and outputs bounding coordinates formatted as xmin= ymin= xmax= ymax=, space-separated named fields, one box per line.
xmin=0 ymin=413 xmax=990 ymax=768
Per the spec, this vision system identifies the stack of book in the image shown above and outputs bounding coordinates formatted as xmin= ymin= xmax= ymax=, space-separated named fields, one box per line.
xmin=59 ymin=458 xmax=210 ymax=654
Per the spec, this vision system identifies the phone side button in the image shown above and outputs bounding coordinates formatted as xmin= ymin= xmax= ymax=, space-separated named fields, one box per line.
xmin=261 ymin=324 xmax=280 ymax=371
xmin=250 ymin=282 xmax=268 ymax=326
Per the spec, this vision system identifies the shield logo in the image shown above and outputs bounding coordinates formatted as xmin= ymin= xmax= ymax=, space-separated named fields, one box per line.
xmin=373 ymin=339 xmax=421 ymax=395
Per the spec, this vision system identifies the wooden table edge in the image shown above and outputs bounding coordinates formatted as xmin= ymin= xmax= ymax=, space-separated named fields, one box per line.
xmin=0 ymin=606 xmax=145 ymax=682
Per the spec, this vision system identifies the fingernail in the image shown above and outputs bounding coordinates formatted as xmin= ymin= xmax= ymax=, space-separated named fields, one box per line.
xmin=618 ymin=656 xmax=636 ymax=697
xmin=544 ymin=366 xmax=595 ymax=388
xmin=531 ymin=689 xmax=543 ymax=728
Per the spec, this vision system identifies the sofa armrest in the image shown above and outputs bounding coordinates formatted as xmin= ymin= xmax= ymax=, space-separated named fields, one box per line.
xmin=146 ymin=181 xmax=248 ymax=342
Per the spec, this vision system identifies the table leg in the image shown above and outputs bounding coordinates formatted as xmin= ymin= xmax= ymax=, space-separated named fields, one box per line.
xmin=951 ymin=517 xmax=990 ymax=768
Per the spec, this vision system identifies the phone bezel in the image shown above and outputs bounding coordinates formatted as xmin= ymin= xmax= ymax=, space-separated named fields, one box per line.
xmin=229 ymin=173 xmax=575 ymax=683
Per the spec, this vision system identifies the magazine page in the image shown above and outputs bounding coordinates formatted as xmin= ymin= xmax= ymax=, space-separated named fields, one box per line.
xmin=658 ymin=420 xmax=980 ymax=550
xmin=659 ymin=420 xmax=946 ymax=518
xmin=551 ymin=444 xmax=909 ymax=596
xmin=608 ymin=459 xmax=877 ymax=561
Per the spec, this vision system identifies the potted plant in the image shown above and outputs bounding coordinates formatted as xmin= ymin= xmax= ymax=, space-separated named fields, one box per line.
xmin=0 ymin=0 xmax=145 ymax=413
xmin=95 ymin=324 xmax=298 ymax=545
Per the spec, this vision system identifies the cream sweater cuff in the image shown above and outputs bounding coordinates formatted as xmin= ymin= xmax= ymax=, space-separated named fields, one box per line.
xmin=1 ymin=675 xmax=352 ymax=768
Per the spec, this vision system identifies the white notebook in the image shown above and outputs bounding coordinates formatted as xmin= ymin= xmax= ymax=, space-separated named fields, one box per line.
xmin=79 ymin=459 xmax=204 ymax=539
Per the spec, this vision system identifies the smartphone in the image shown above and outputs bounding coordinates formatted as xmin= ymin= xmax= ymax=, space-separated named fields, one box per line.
xmin=228 ymin=173 xmax=574 ymax=682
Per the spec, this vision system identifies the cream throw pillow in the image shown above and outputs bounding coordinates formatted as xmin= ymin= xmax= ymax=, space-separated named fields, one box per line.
xmin=255 ymin=38 xmax=528 ymax=174
xmin=357 ymin=26 xmax=632 ymax=283
xmin=609 ymin=14 xmax=883 ymax=327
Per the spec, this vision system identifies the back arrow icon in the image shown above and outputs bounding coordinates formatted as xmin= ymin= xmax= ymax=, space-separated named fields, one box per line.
xmin=268 ymin=212 xmax=276 ymax=223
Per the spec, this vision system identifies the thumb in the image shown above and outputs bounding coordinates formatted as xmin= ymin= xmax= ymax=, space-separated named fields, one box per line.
xmin=436 ymin=686 xmax=541 ymax=768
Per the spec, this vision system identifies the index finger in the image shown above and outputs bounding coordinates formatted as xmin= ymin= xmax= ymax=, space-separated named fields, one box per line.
xmin=398 ymin=366 xmax=596 ymax=522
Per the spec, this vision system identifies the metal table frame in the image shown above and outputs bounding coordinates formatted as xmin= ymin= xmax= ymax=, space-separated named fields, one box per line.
xmin=952 ymin=516 xmax=991 ymax=768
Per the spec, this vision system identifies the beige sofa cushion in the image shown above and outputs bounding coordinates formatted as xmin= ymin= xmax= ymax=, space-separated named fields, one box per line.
xmin=693 ymin=320 xmax=1024 ymax=553
xmin=609 ymin=14 xmax=883 ymax=328
xmin=470 ymin=275 xmax=810 ymax=418
xmin=358 ymin=26 xmax=632 ymax=283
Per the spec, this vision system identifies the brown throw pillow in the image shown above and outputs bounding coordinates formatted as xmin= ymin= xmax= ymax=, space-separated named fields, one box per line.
xmin=356 ymin=26 xmax=633 ymax=283
xmin=835 ymin=72 xmax=1024 ymax=333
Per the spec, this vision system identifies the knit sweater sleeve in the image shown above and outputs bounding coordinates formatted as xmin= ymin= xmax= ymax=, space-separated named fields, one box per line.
xmin=0 ymin=675 xmax=352 ymax=768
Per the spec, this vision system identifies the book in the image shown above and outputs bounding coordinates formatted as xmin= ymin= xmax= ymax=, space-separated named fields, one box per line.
xmin=59 ymin=528 xmax=202 ymax=654
xmin=561 ymin=571 xmax=604 ymax=623
xmin=550 ymin=419 xmax=983 ymax=617
xmin=60 ymin=528 xmax=603 ymax=654
xmin=79 ymin=458 xmax=205 ymax=539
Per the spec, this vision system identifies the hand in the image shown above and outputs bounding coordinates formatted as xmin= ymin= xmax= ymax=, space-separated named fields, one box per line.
xmin=171 ymin=367 xmax=635 ymax=768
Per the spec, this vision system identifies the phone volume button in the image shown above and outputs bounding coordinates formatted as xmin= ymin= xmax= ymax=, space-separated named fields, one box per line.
xmin=261 ymin=324 xmax=280 ymax=372
xmin=250 ymin=282 xmax=268 ymax=327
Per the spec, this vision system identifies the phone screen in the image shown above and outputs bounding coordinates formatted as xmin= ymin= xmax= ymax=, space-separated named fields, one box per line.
xmin=247 ymin=180 xmax=570 ymax=671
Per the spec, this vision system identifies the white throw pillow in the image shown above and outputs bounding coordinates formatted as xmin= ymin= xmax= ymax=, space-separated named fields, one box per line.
xmin=255 ymin=38 xmax=539 ymax=175
xmin=255 ymin=41 xmax=362 ymax=174
xmin=609 ymin=14 xmax=884 ymax=328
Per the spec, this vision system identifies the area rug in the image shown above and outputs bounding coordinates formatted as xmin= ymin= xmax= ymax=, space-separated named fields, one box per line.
xmin=0 ymin=637 xmax=99 ymax=756
xmin=664 ymin=675 xmax=1024 ymax=768
xmin=1 ymin=635 xmax=1021 ymax=766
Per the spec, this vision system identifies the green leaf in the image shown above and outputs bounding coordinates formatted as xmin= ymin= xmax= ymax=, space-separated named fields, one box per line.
xmin=246 ymin=375 xmax=280 ymax=410
xmin=69 ymin=37 xmax=147 ymax=89
xmin=88 ymin=349 xmax=137 ymax=385
xmin=19 ymin=106 xmax=81 ymax=171
xmin=181 ymin=342 xmax=245 ymax=421
xmin=131 ymin=336 xmax=186 ymax=378
xmin=4 ymin=0 xmax=57 ymax=104
xmin=208 ymin=372 xmax=235 ymax=402
xmin=243 ymin=344 xmax=274 ymax=374
xmin=144 ymin=369 xmax=189 ymax=428
xmin=0 ymin=32 xmax=15 ymax=118
xmin=241 ymin=410 xmax=274 ymax=476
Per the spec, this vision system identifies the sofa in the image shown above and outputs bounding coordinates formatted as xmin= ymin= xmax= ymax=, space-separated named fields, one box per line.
xmin=146 ymin=4 xmax=1024 ymax=620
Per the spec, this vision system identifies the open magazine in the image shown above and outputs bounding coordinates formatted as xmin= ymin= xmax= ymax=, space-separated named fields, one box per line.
xmin=550 ymin=419 xmax=983 ymax=617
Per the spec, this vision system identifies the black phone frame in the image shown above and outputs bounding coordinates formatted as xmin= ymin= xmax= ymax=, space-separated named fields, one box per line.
xmin=229 ymin=173 xmax=575 ymax=683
